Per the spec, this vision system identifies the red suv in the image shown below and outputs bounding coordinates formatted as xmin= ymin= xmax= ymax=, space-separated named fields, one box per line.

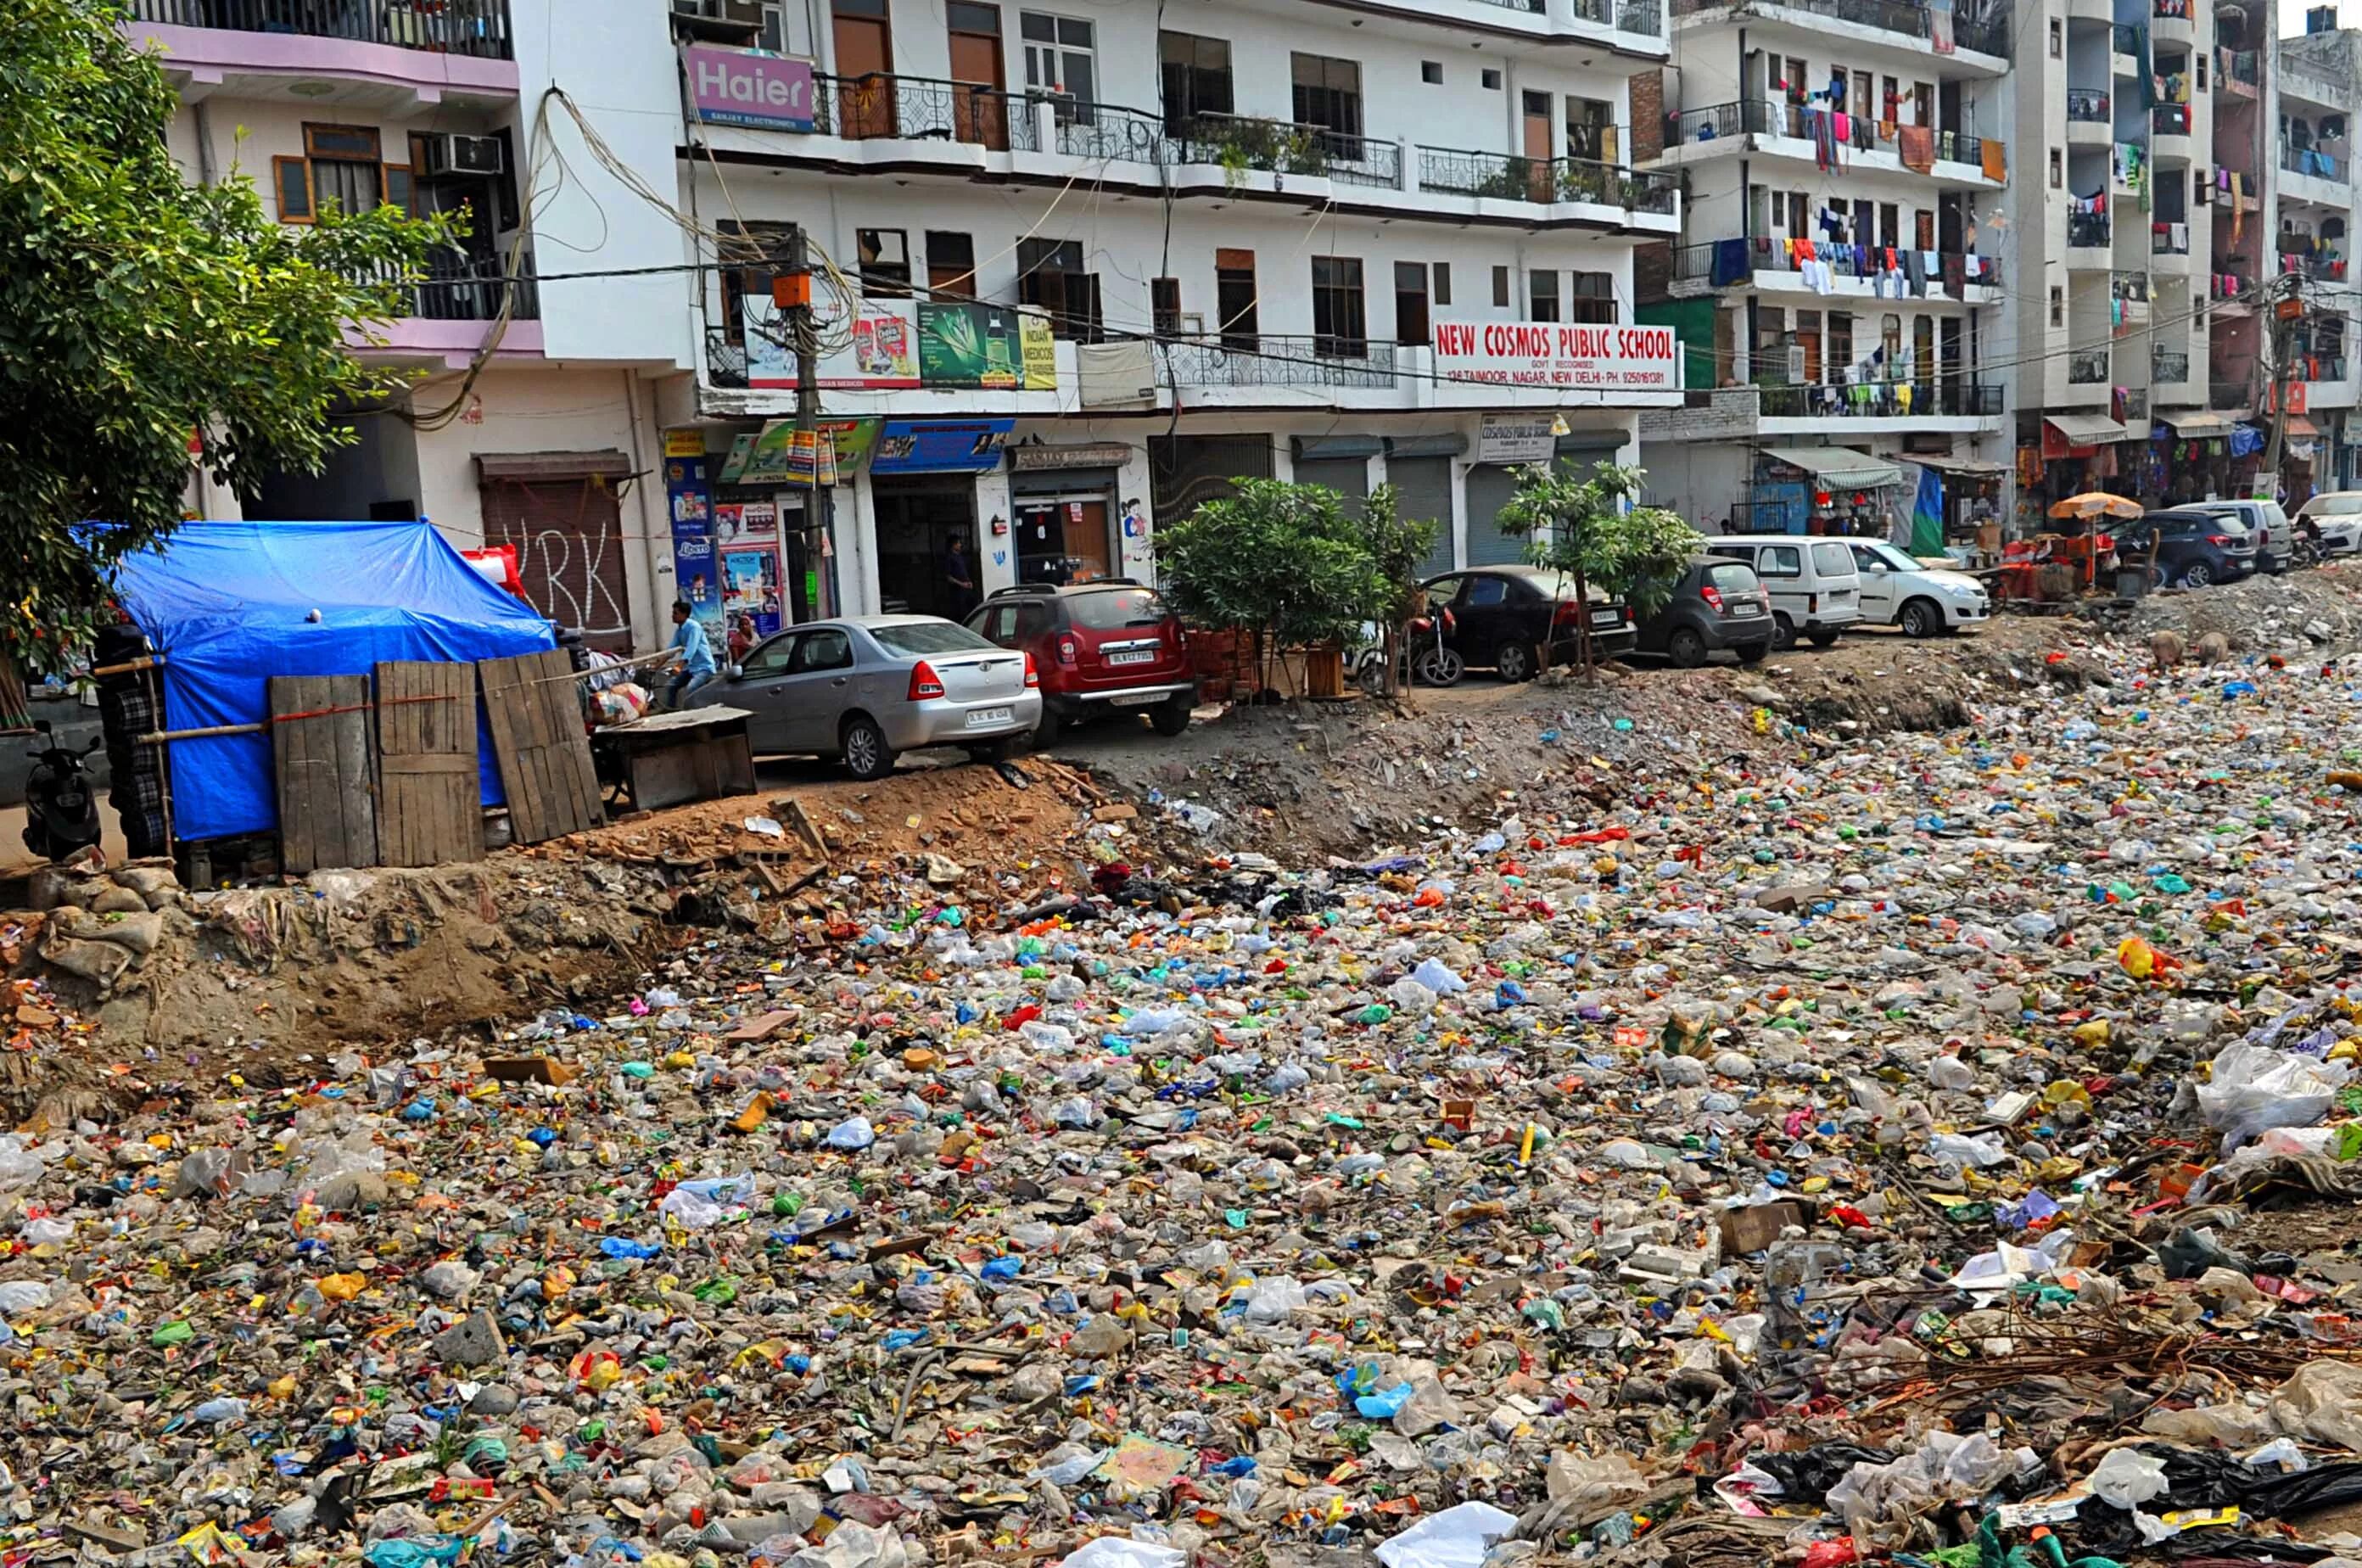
xmin=966 ymin=580 xmax=1196 ymax=742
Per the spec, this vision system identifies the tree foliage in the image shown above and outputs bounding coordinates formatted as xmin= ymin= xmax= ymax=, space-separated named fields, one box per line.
xmin=1499 ymin=460 xmax=1702 ymax=672
xmin=0 ymin=0 xmax=453 ymax=673
xmin=1353 ymin=484 xmax=1440 ymax=697
xmin=1155 ymin=479 xmax=1403 ymax=692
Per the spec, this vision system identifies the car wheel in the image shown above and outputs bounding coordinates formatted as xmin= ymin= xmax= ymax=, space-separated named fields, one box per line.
xmin=1772 ymin=613 xmax=1798 ymax=651
xmin=2181 ymin=561 xmax=2214 ymax=588
xmin=1898 ymin=598 xmax=1943 ymax=639
xmin=1150 ymin=696 xmax=1193 ymax=736
xmin=839 ymin=714 xmax=895 ymax=781
xmin=1665 ymin=625 xmax=1709 ymax=668
xmin=1735 ymin=641 xmax=1771 ymax=665
xmin=1807 ymin=630 xmax=1842 ymax=648
xmin=1494 ymin=641 xmax=1536 ymax=682
xmin=1413 ymin=646 xmax=1464 ymax=686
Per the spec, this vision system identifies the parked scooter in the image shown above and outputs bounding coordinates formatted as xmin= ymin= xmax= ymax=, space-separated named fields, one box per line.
xmin=2292 ymin=518 xmax=2326 ymax=569
xmin=20 ymin=720 xmax=105 ymax=861
xmin=1349 ymin=606 xmax=1464 ymax=693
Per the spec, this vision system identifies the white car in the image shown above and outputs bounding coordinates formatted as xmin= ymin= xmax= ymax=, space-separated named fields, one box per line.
xmin=1844 ymin=540 xmax=1990 ymax=636
xmin=2296 ymin=490 xmax=2362 ymax=556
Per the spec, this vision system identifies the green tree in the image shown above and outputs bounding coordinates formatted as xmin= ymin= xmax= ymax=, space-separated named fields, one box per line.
xmin=1498 ymin=460 xmax=1701 ymax=676
xmin=0 ymin=0 xmax=453 ymax=675
xmin=1353 ymin=484 xmax=1440 ymax=697
xmin=1155 ymin=479 xmax=1388 ymax=696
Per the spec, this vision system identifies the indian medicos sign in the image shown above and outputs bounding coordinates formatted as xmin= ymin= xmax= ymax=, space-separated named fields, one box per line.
xmin=1431 ymin=322 xmax=1680 ymax=391
xmin=684 ymin=45 xmax=818 ymax=132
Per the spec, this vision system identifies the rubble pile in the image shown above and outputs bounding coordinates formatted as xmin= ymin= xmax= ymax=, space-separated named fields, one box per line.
xmin=9 ymin=642 xmax=2362 ymax=1568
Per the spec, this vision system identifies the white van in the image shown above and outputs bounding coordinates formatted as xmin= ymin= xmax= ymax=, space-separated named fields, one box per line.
xmin=1703 ymin=535 xmax=1864 ymax=648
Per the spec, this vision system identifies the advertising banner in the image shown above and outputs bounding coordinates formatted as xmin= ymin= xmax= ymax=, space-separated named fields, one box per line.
xmin=1431 ymin=321 xmax=1680 ymax=391
xmin=746 ymin=297 xmax=1056 ymax=392
xmin=683 ymin=45 xmax=817 ymax=132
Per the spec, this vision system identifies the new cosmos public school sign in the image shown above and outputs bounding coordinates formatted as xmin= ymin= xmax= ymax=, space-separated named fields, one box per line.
xmin=1432 ymin=321 xmax=1679 ymax=390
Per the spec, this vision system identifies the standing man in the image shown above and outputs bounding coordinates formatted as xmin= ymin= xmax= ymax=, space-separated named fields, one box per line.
xmin=665 ymin=599 xmax=718 ymax=710
xmin=942 ymin=533 xmax=979 ymax=619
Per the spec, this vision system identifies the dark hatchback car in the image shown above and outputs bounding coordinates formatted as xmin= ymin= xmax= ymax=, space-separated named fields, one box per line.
xmin=2117 ymin=511 xmax=2257 ymax=588
xmin=1419 ymin=566 xmax=1637 ymax=681
xmin=1632 ymin=557 xmax=1777 ymax=666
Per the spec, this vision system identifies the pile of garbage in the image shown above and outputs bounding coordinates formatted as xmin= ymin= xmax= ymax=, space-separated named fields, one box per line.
xmin=7 ymin=641 xmax=2362 ymax=1568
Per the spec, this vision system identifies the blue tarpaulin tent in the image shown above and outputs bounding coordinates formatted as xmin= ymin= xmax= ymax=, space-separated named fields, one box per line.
xmin=112 ymin=519 xmax=557 ymax=841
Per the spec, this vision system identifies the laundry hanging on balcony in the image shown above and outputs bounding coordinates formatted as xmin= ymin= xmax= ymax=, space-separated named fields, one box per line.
xmin=1928 ymin=0 xmax=1956 ymax=53
xmin=1897 ymin=126 xmax=1936 ymax=173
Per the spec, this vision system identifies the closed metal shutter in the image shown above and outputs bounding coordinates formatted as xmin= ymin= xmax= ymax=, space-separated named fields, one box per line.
xmin=1463 ymin=464 xmax=1531 ymax=567
xmin=1293 ymin=457 xmax=1369 ymax=509
xmin=1387 ymin=456 xmax=1457 ymax=579
xmin=478 ymin=468 xmax=633 ymax=650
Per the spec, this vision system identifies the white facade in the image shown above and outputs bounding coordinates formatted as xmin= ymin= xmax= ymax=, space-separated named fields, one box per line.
xmin=2271 ymin=26 xmax=2358 ymax=493
xmin=1635 ymin=0 xmax=2012 ymax=544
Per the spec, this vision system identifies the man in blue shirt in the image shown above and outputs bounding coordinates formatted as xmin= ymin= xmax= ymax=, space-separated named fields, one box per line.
xmin=665 ymin=599 xmax=718 ymax=709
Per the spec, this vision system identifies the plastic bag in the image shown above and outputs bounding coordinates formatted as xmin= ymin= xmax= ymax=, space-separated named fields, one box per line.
xmin=2197 ymin=1044 xmax=2353 ymax=1149
xmin=1373 ymin=1502 xmax=1519 ymax=1568
xmin=2091 ymin=1448 xmax=2169 ymax=1508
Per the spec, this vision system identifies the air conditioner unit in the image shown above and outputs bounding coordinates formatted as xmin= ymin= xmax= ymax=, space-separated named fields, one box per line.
xmin=419 ymin=133 xmax=504 ymax=179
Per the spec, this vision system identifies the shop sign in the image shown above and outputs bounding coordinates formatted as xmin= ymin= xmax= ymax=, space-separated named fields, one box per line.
xmin=717 ymin=499 xmax=778 ymax=546
xmin=1011 ymin=441 xmax=1133 ymax=471
xmin=744 ymin=297 xmax=1057 ymax=391
xmin=731 ymin=418 xmax=878 ymax=484
xmin=870 ymin=419 xmax=1016 ymax=474
xmin=663 ymin=428 xmax=707 ymax=458
xmin=1476 ymin=416 xmax=1557 ymax=465
xmin=683 ymin=46 xmax=817 ymax=132
xmin=1431 ymin=321 xmax=1679 ymax=391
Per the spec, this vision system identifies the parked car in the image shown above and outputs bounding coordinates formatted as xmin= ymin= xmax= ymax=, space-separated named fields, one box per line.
xmin=966 ymin=580 xmax=1195 ymax=742
xmin=1844 ymin=540 xmax=1991 ymax=636
xmin=1700 ymin=535 xmax=1863 ymax=647
xmin=1416 ymin=566 xmax=1637 ymax=680
xmin=695 ymin=615 xmax=1039 ymax=781
xmin=2295 ymin=490 xmax=2362 ymax=555
xmin=2115 ymin=511 xmax=2256 ymax=587
xmin=1631 ymin=557 xmax=1776 ymax=666
xmin=2189 ymin=498 xmax=2294 ymax=573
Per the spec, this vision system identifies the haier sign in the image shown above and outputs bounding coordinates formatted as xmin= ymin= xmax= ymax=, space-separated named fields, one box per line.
xmin=684 ymin=45 xmax=818 ymax=132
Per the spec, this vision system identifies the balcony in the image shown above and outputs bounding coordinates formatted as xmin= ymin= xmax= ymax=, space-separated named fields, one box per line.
xmin=349 ymin=253 xmax=541 ymax=362
xmin=127 ymin=0 xmax=510 ymax=54
xmin=2112 ymin=24 xmax=2141 ymax=68
xmin=2068 ymin=216 xmax=2112 ymax=259
xmin=1667 ymin=237 xmax=2001 ymax=300
xmin=1668 ymin=0 xmax=2007 ymax=59
xmin=1636 ymin=380 xmax=2004 ymax=440
xmin=2067 ymin=89 xmax=2111 ymax=150
xmin=2068 ymin=349 xmax=2112 ymax=384
xmin=1658 ymin=98 xmax=2001 ymax=183
xmin=124 ymin=0 xmax=517 ymax=101
xmin=2217 ymin=47 xmax=2259 ymax=97
xmin=1160 ymin=335 xmax=1400 ymax=389
xmin=2152 ymin=0 xmax=2195 ymax=45
xmin=2290 ymin=355 xmax=2351 ymax=383
xmin=2152 ymin=223 xmax=2194 ymax=276
xmin=2152 ymin=104 xmax=2194 ymax=162
xmin=2152 ymin=349 xmax=2191 ymax=382
xmin=2281 ymin=145 xmax=2348 ymax=208
xmin=821 ymin=73 xmax=1040 ymax=149
xmin=1417 ymin=147 xmax=1676 ymax=211
xmin=2210 ymin=378 xmax=2253 ymax=409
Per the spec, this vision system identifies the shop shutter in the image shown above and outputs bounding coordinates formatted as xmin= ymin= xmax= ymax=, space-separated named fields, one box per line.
xmin=1387 ymin=456 xmax=1457 ymax=579
xmin=1293 ymin=457 xmax=1369 ymax=512
xmin=1463 ymin=464 xmax=1531 ymax=568
xmin=478 ymin=469 xmax=634 ymax=650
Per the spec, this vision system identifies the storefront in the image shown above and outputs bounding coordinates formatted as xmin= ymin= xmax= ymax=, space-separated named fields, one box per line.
xmin=1747 ymin=446 xmax=1906 ymax=535
xmin=869 ymin=418 xmax=1014 ymax=619
xmin=2154 ymin=412 xmax=2242 ymax=506
xmin=1009 ymin=440 xmax=1131 ymax=585
xmin=1907 ymin=455 xmax=2006 ymax=560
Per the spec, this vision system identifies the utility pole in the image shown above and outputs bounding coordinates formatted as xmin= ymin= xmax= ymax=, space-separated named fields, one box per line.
xmin=781 ymin=224 xmax=841 ymax=618
xmin=2261 ymin=274 xmax=2303 ymax=500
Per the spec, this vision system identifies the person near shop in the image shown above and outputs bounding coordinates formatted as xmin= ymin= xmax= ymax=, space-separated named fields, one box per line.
xmin=665 ymin=600 xmax=718 ymax=710
xmin=942 ymin=534 xmax=979 ymax=618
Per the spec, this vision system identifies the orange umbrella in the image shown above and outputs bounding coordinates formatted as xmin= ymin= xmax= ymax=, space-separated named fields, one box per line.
xmin=2049 ymin=491 xmax=2143 ymax=521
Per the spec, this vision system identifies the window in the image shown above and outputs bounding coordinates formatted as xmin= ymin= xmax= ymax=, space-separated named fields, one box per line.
xmin=2197 ymin=55 xmax=2207 ymax=89
xmin=1215 ymin=248 xmax=1257 ymax=348
xmin=788 ymin=628 xmax=853 ymax=673
xmin=1290 ymin=53 xmax=1363 ymax=153
xmin=1311 ymin=255 xmax=1367 ymax=356
xmin=2050 ymin=147 xmax=2063 ymax=188
xmin=1810 ymin=540 xmax=1851 ymax=576
xmin=1433 ymin=262 xmax=1452 ymax=306
xmin=1480 ymin=67 xmax=1502 ymax=89
xmin=741 ymin=636 xmax=798 ymax=677
xmin=859 ymin=228 xmax=911 ymax=297
xmin=2050 ymin=286 xmax=2064 ymax=326
xmin=1393 ymin=260 xmax=1431 ymax=345
xmin=1568 ymin=271 xmax=1615 ymax=324
xmin=1529 ymin=269 xmax=1559 ymax=322
xmin=1151 ymin=277 xmax=1183 ymax=335
xmin=1021 ymin=12 xmax=1097 ymax=109
xmin=273 ymin=123 xmax=387 ymax=223
xmin=1878 ymin=202 xmax=1899 ymax=248
xmin=1783 ymin=56 xmax=1807 ymax=105
xmin=1016 ymin=238 xmax=1102 ymax=340
xmin=1465 ymin=576 xmax=1508 ymax=606
xmin=1912 ymin=81 xmax=1933 ymax=126
xmin=1421 ymin=60 xmax=1442 ymax=84
xmin=1881 ymin=312 xmax=1903 ymax=367
xmin=1882 ymin=75 xmax=1900 ymax=118
xmin=1758 ymin=546 xmax=1802 ymax=578
xmin=2049 ymin=16 xmax=2063 ymax=56
xmin=1159 ymin=31 xmax=1233 ymax=129
xmin=926 ymin=231 xmax=976 ymax=300
xmin=1492 ymin=265 xmax=1510 ymax=307
xmin=1829 ymin=311 xmax=1854 ymax=374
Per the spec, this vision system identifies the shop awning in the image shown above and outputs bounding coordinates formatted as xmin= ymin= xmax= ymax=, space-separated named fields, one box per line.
xmin=1910 ymin=455 xmax=2007 ymax=477
xmin=2046 ymin=414 xmax=2130 ymax=445
xmin=2284 ymin=414 xmax=2322 ymax=438
xmin=1760 ymin=446 xmax=1903 ymax=490
xmin=2161 ymin=412 xmax=2236 ymax=437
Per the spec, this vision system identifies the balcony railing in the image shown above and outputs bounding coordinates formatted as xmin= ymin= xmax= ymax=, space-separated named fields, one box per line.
xmin=2152 ymin=225 xmax=2191 ymax=255
xmin=2211 ymin=272 xmax=2251 ymax=300
xmin=1168 ymin=112 xmax=1401 ymax=186
xmin=2283 ymin=145 xmax=2342 ymax=180
xmin=707 ymin=329 xmax=750 ymax=390
xmin=2211 ymin=378 xmax=2253 ymax=406
xmin=2069 ymin=216 xmax=2112 ymax=249
xmin=1671 ymin=0 xmax=2003 ymax=51
xmin=1617 ymin=0 xmax=1665 ymax=31
xmin=1161 ymin=335 xmax=1398 ymax=389
xmin=126 ymin=0 xmax=512 ymax=57
xmin=2154 ymin=0 xmax=2192 ymax=17
xmin=2219 ymin=48 xmax=2259 ymax=85
xmin=358 ymin=250 xmax=536 ymax=322
xmin=1665 ymin=99 xmax=1989 ymax=171
xmin=1415 ymin=148 xmax=1673 ymax=210
xmin=1469 ymin=0 xmax=1544 ymax=9
xmin=2152 ymin=104 xmax=2191 ymax=135
xmin=1745 ymin=381 xmax=2004 ymax=418
xmin=2067 ymin=88 xmax=2111 ymax=123
xmin=2120 ymin=387 xmax=2149 ymax=421
xmin=1675 ymin=236 xmax=2001 ymax=291
xmin=820 ymin=73 xmax=1042 ymax=149
xmin=2290 ymin=355 xmax=2351 ymax=382
xmin=2068 ymin=350 xmax=2113 ymax=384
xmin=2153 ymin=349 xmax=2191 ymax=382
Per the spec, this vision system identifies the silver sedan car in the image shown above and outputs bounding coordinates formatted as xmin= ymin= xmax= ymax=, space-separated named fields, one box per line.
xmin=692 ymin=615 xmax=1042 ymax=780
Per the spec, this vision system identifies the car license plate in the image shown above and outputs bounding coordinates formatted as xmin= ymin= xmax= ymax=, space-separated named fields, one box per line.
xmin=1110 ymin=692 xmax=1162 ymax=707
xmin=965 ymin=707 xmax=1012 ymax=728
xmin=1107 ymin=648 xmax=1156 ymax=666
xmin=1591 ymin=610 xmax=1621 ymax=627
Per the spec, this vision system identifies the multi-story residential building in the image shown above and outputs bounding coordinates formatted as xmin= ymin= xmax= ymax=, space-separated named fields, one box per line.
xmin=2270 ymin=17 xmax=2357 ymax=497
xmin=1632 ymin=0 xmax=2012 ymax=546
xmin=659 ymin=0 xmax=1683 ymax=623
xmin=2007 ymin=0 xmax=2218 ymax=520
xmin=2202 ymin=0 xmax=2270 ymax=498
xmin=127 ymin=0 xmax=691 ymax=650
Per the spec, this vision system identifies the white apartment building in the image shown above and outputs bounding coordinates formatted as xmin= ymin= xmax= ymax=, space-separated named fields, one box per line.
xmin=1633 ymin=0 xmax=2012 ymax=546
xmin=2272 ymin=20 xmax=2357 ymax=496
xmin=658 ymin=0 xmax=1684 ymax=622
xmin=130 ymin=0 xmax=691 ymax=651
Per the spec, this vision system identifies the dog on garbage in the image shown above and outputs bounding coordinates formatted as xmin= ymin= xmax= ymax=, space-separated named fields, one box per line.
xmin=2148 ymin=630 xmax=2188 ymax=671
xmin=2193 ymin=630 xmax=2232 ymax=664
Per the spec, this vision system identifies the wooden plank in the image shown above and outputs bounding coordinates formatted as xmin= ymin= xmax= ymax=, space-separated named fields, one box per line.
xmin=476 ymin=649 xmax=603 ymax=844
xmin=269 ymin=674 xmax=375 ymax=873
xmin=375 ymin=660 xmax=480 ymax=866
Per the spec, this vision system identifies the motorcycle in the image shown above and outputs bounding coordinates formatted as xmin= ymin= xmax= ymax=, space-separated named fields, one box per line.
xmin=20 ymin=720 xmax=106 ymax=861
xmin=2292 ymin=519 xmax=2326 ymax=569
xmin=1350 ymin=607 xmax=1464 ymax=694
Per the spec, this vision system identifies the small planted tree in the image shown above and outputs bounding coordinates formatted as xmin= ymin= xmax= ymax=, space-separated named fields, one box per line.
xmin=1354 ymin=484 xmax=1441 ymax=697
xmin=1156 ymin=479 xmax=1387 ymax=697
xmin=1498 ymin=461 xmax=1701 ymax=676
